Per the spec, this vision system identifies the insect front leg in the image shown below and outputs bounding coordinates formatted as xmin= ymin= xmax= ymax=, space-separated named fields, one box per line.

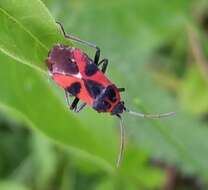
xmin=118 ymin=88 xmax=125 ymax=92
xmin=98 ymin=59 xmax=108 ymax=73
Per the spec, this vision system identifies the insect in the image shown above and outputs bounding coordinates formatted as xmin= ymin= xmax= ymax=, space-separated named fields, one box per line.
xmin=46 ymin=22 xmax=175 ymax=168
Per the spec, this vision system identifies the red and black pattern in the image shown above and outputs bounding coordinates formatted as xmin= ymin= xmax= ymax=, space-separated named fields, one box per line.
xmin=46 ymin=22 xmax=175 ymax=169
xmin=46 ymin=44 xmax=125 ymax=114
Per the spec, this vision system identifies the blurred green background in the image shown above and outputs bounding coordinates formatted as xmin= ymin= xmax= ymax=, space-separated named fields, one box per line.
xmin=0 ymin=0 xmax=208 ymax=189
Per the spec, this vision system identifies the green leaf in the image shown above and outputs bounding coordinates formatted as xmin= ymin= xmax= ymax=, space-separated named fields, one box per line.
xmin=2 ymin=0 xmax=208 ymax=189
xmin=0 ymin=181 xmax=30 ymax=190
xmin=44 ymin=0 xmax=208 ymax=180
xmin=0 ymin=0 xmax=116 ymax=172
xmin=179 ymin=65 xmax=208 ymax=114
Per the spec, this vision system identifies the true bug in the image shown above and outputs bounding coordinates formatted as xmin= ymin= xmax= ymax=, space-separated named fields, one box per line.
xmin=46 ymin=22 xmax=175 ymax=168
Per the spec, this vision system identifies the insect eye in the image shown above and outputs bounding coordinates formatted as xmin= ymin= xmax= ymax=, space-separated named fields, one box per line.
xmin=103 ymin=100 xmax=111 ymax=109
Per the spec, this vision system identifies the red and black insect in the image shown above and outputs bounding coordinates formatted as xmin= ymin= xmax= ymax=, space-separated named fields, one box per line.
xmin=46 ymin=22 xmax=175 ymax=168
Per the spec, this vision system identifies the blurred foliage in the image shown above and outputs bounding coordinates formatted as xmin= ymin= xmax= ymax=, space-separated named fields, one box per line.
xmin=1 ymin=0 xmax=208 ymax=189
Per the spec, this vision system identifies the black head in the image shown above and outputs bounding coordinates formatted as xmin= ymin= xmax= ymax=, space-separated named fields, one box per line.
xmin=92 ymin=85 xmax=125 ymax=114
xmin=111 ymin=101 xmax=125 ymax=115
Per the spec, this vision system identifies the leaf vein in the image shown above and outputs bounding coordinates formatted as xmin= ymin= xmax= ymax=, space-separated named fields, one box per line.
xmin=0 ymin=7 xmax=48 ymax=51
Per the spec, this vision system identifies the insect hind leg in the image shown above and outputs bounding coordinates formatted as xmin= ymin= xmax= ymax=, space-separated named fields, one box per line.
xmin=56 ymin=21 xmax=101 ymax=64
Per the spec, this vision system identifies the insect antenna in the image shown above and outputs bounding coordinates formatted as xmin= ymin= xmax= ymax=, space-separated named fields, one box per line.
xmin=116 ymin=114 xmax=125 ymax=168
xmin=125 ymin=108 xmax=176 ymax=119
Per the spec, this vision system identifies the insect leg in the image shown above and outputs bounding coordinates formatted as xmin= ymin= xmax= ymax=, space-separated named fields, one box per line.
xmin=94 ymin=48 xmax=100 ymax=65
xmin=65 ymin=91 xmax=80 ymax=111
xmin=70 ymin=97 xmax=80 ymax=110
xmin=56 ymin=21 xmax=100 ymax=63
xmin=98 ymin=59 xmax=108 ymax=73
xmin=118 ymin=88 xmax=125 ymax=92
xmin=74 ymin=103 xmax=87 ymax=113
xmin=65 ymin=90 xmax=71 ymax=107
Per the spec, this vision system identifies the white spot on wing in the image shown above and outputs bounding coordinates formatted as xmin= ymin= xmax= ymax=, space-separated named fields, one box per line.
xmin=74 ymin=72 xmax=82 ymax=79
